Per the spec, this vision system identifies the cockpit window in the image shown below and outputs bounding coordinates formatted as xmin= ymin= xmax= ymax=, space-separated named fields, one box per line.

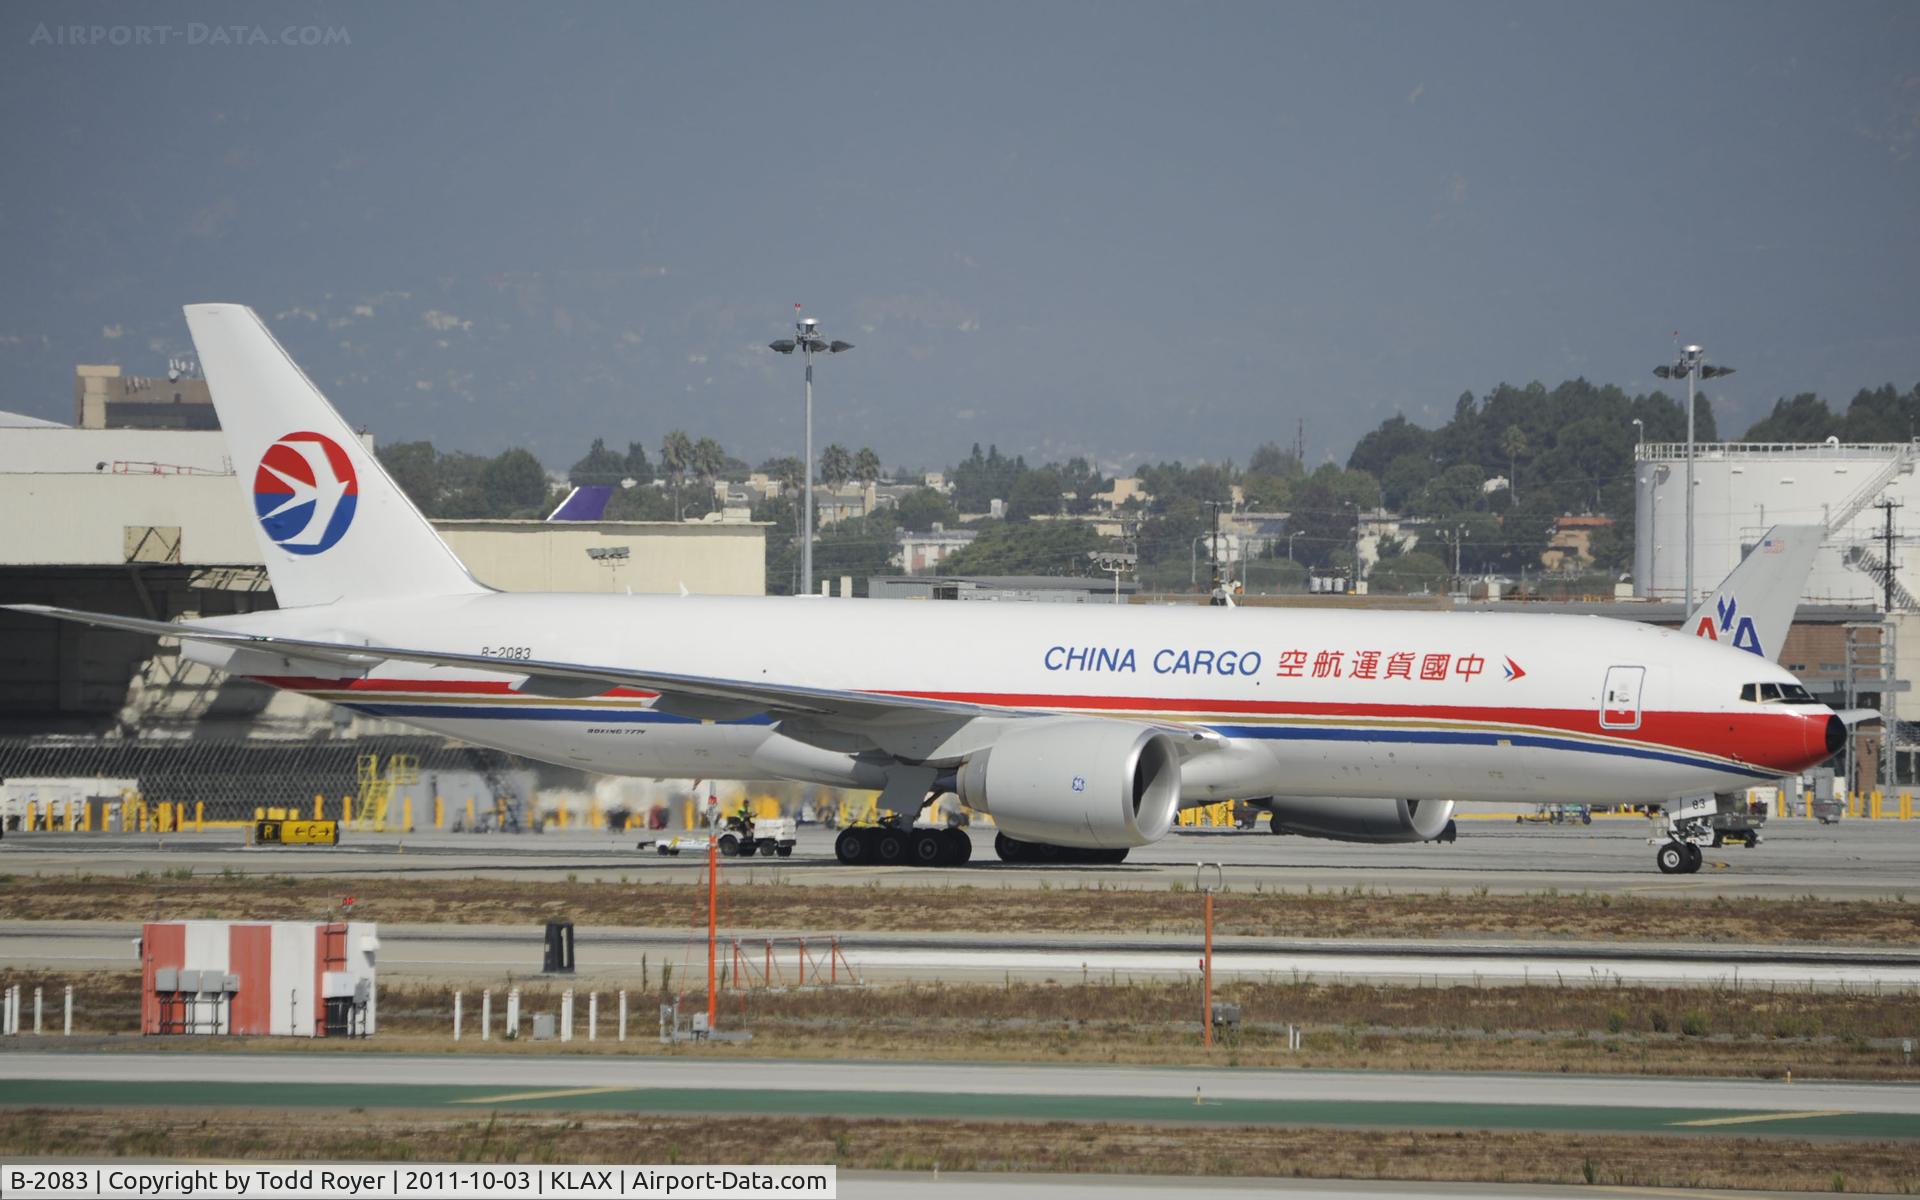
xmin=1742 ymin=681 xmax=1820 ymax=705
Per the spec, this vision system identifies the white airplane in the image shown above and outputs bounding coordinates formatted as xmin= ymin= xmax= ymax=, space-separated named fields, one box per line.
xmin=10 ymin=305 xmax=1846 ymax=875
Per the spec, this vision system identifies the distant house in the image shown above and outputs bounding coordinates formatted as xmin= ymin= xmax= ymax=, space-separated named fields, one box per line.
xmin=1093 ymin=477 xmax=1150 ymax=509
xmin=1545 ymin=514 xmax=1613 ymax=569
xmin=895 ymin=523 xmax=977 ymax=574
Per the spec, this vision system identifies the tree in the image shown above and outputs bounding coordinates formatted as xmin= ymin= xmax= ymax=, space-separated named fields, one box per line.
xmin=1499 ymin=426 xmax=1529 ymax=502
xmin=757 ymin=456 xmax=805 ymax=494
xmin=818 ymin=444 xmax=852 ymax=489
xmin=853 ymin=447 xmax=883 ymax=484
xmin=691 ymin=437 xmax=727 ymax=503
xmin=1247 ymin=441 xmax=1304 ymax=479
xmin=478 ymin=448 xmax=553 ymax=516
xmin=622 ymin=441 xmax=653 ymax=484
xmin=660 ymin=430 xmax=693 ymax=519
xmin=937 ymin=520 xmax=1107 ymax=576
xmin=568 ymin=438 xmax=627 ymax=487
xmin=1007 ymin=467 xmax=1065 ymax=522
xmin=378 ymin=441 xmax=443 ymax=512
xmin=895 ymin=487 xmax=958 ymax=532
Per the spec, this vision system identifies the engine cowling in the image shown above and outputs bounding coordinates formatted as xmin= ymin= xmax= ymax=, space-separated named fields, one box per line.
xmin=1263 ymin=796 xmax=1456 ymax=844
xmin=956 ymin=718 xmax=1180 ymax=849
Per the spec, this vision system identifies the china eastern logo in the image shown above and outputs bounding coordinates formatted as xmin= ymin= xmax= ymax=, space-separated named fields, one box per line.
xmin=253 ymin=431 xmax=358 ymax=554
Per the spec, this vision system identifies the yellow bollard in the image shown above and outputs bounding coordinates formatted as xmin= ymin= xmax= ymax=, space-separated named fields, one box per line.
xmin=434 ymin=795 xmax=444 ymax=830
xmin=465 ymin=796 xmax=475 ymax=828
xmin=589 ymin=798 xmax=602 ymax=830
xmin=195 ymin=801 xmax=204 ymax=833
xmin=343 ymin=794 xmax=354 ymax=825
xmin=1903 ymin=792 xmax=1914 ymax=821
xmin=80 ymin=801 xmax=90 ymax=832
xmin=1872 ymin=790 xmax=1884 ymax=820
xmin=63 ymin=798 xmax=74 ymax=831
xmin=313 ymin=793 xmax=323 ymax=820
xmin=25 ymin=801 xmax=37 ymax=832
xmin=402 ymin=796 xmax=413 ymax=832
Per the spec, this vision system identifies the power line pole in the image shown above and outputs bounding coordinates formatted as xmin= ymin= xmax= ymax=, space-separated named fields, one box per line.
xmin=1877 ymin=498 xmax=1903 ymax=613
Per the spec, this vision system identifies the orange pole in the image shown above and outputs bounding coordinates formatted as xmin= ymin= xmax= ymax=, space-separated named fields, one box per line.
xmin=798 ymin=938 xmax=807 ymax=986
xmin=765 ymin=940 xmax=773 ymax=987
xmin=1203 ymin=891 xmax=1214 ymax=1048
xmin=707 ymin=833 xmax=718 ymax=1029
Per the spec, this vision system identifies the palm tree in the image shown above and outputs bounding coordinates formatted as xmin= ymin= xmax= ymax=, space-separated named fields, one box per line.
xmin=1500 ymin=426 xmax=1529 ymax=504
xmin=853 ymin=447 xmax=883 ymax=485
xmin=660 ymin=429 xmax=693 ymax=519
xmin=691 ymin=437 xmax=726 ymax=505
xmin=818 ymin=444 xmax=852 ymax=489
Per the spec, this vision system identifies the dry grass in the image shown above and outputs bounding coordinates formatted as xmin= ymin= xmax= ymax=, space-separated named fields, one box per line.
xmin=12 ymin=969 xmax=1917 ymax=1081
xmin=1 ymin=1108 xmax=1914 ymax=1192
xmin=5 ymin=871 xmax=1918 ymax=943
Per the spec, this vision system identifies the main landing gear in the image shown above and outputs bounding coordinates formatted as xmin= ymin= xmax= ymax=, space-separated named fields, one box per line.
xmin=1655 ymin=839 xmax=1704 ymax=875
xmin=832 ymin=819 xmax=973 ymax=867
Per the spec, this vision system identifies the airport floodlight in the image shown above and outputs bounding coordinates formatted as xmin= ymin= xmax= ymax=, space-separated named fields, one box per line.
xmin=1653 ymin=341 xmax=1736 ymax=607
xmin=767 ymin=307 xmax=854 ymax=597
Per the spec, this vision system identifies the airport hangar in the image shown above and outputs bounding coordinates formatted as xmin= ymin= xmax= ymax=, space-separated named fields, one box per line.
xmin=0 ymin=377 xmax=765 ymax=821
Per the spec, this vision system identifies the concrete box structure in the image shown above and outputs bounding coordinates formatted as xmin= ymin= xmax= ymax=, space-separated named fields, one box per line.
xmin=140 ymin=920 xmax=377 ymax=1037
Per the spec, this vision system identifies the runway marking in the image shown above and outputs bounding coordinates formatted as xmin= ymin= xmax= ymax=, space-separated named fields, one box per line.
xmin=1670 ymin=1109 xmax=1851 ymax=1127
xmin=454 ymin=1086 xmax=633 ymax=1105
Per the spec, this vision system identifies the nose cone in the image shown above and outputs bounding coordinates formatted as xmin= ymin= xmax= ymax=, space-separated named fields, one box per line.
xmin=1800 ymin=711 xmax=1845 ymax=767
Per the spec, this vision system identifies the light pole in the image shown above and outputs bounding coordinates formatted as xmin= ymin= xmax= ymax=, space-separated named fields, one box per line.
xmin=1631 ymin=417 xmax=1644 ymax=449
xmin=1654 ymin=344 xmax=1735 ymax=607
xmin=769 ymin=307 xmax=853 ymax=597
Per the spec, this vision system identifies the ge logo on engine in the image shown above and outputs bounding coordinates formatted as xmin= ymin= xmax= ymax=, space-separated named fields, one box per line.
xmin=254 ymin=431 xmax=359 ymax=555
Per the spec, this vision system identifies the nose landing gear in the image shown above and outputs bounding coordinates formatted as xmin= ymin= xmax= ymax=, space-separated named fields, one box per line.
xmin=1655 ymin=839 xmax=1704 ymax=874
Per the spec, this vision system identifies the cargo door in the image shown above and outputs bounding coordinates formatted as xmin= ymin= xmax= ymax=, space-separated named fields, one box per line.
xmin=1600 ymin=666 xmax=1645 ymax=730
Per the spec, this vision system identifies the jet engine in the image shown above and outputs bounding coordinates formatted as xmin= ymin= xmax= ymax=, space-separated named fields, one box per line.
xmin=956 ymin=718 xmax=1180 ymax=849
xmin=1262 ymin=796 xmax=1457 ymax=844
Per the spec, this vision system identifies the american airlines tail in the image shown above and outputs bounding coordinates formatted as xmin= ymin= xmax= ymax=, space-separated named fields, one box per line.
xmin=184 ymin=303 xmax=487 ymax=608
xmin=1682 ymin=524 xmax=1823 ymax=662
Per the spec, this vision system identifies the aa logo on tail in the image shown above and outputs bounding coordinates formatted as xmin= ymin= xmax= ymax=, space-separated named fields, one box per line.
xmin=254 ymin=431 xmax=358 ymax=555
xmin=1694 ymin=595 xmax=1764 ymax=656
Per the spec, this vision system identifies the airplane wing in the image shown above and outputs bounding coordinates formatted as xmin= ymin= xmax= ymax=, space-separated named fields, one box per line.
xmin=5 ymin=604 xmax=1223 ymax=749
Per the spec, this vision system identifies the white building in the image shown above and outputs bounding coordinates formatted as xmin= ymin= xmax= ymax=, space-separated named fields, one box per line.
xmin=1633 ymin=440 xmax=1920 ymax=606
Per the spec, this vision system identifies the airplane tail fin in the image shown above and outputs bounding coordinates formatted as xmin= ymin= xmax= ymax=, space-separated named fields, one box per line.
xmin=1683 ymin=524 xmax=1822 ymax=662
xmin=183 ymin=303 xmax=488 ymax=608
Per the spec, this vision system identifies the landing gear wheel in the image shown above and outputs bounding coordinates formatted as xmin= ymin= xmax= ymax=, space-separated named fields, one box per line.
xmin=834 ymin=828 xmax=868 ymax=865
xmin=1656 ymin=842 xmax=1687 ymax=874
xmin=994 ymin=832 xmax=1028 ymax=863
xmin=874 ymin=830 xmax=906 ymax=865
xmin=1683 ymin=842 xmax=1704 ymax=873
xmin=944 ymin=828 xmax=972 ymax=866
xmin=908 ymin=828 xmax=945 ymax=867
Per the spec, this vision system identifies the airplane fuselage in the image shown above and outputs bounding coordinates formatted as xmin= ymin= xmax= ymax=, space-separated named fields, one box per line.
xmin=200 ymin=592 xmax=1841 ymax=807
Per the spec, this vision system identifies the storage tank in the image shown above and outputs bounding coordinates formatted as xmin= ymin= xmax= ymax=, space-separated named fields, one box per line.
xmin=1634 ymin=440 xmax=1920 ymax=606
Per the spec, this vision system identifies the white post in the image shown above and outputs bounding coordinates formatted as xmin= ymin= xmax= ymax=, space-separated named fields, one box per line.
xmin=618 ymin=990 xmax=627 ymax=1042
xmin=505 ymin=988 xmax=520 ymax=1039
xmin=453 ymin=991 xmax=463 ymax=1041
xmin=63 ymin=986 xmax=72 ymax=1037
xmin=588 ymin=991 xmax=598 ymax=1042
xmin=34 ymin=987 xmax=43 ymax=1035
xmin=2 ymin=986 xmax=11 ymax=1036
xmin=560 ymin=989 xmax=574 ymax=1042
xmin=481 ymin=990 xmax=491 ymax=1041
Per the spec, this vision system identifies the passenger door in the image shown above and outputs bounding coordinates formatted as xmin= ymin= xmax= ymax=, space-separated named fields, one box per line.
xmin=1600 ymin=665 xmax=1645 ymax=730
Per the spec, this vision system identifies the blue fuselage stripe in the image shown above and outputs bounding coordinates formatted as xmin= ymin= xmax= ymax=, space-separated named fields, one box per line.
xmin=341 ymin=702 xmax=1771 ymax=780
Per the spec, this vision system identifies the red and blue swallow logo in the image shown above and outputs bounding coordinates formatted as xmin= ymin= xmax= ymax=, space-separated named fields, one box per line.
xmin=253 ymin=431 xmax=358 ymax=555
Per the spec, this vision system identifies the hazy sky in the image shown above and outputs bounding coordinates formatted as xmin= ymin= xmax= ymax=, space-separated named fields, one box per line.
xmin=3 ymin=1 xmax=1916 ymax=471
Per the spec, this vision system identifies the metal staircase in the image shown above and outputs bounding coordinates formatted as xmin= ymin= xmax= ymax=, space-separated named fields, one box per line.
xmin=1824 ymin=444 xmax=1918 ymax=535
xmin=1843 ymin=545 xmax=1920 ymax=611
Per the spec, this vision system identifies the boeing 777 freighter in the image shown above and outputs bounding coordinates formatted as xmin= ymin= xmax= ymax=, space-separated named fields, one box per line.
xmin=11 ymin=306 xmax=1846 ymax=874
